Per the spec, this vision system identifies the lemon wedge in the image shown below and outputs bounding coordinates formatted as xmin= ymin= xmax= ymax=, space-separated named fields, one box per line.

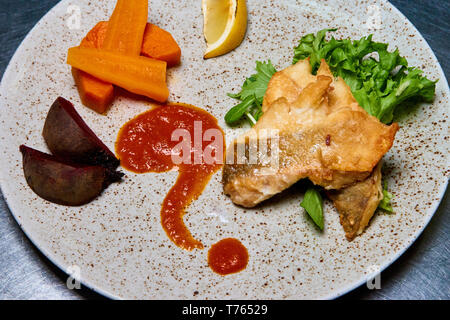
xmin=202 ymin=0 xmax=247 ymax=59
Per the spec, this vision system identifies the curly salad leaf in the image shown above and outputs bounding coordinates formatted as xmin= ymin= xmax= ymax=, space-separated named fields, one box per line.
xmin=225 ymin=60 xmax=276 ymax=126
xmin=293 ymin=29 xmax=437 ymax=124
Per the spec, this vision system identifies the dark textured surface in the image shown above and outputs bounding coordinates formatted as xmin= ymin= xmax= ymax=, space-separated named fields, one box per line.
xmin=0 ymin=0 xmax=448 ymax=300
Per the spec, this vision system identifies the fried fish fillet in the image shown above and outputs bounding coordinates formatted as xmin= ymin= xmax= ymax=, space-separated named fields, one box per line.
xmin=223 ymin=60 xmax=398 ymax=210
xmin=265 ymin=60 xmax=387 ymax=240
xmin=327 ymin=162 xmax=383 ymax=240
xmin=263 ymin=58 xmax=356 ymax=113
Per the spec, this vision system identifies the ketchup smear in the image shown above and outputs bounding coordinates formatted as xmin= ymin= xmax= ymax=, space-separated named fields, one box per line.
xmin=116 ymin=104 xmax=225 ymax=251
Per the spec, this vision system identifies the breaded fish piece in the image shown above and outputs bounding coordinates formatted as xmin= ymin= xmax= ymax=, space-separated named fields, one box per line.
xmin=223 ymin=68 xmax=398 ymax=208
xmin=263 ymin=59 xmax=356 ymax=113
xmin=262 ymin=59 xmax=316 ymax=112
xmin=327 ymin=162 xmax=384 ymax=240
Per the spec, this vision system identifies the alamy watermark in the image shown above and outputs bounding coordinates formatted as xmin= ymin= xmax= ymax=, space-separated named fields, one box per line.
xmin=366 ymin=264 xmax=381 ymax=290
xmin=170 ymin=122 xmax=280 ymax=170
xmin=66 ymin=5 xmax=81 ymax=30
xmin=365 ymin=3 xmax=382 ymax=30
xmin=66 ymin=265 xmax=81 ymax=290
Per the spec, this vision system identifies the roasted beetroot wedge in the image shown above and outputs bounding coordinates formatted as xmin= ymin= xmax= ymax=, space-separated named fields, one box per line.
xmin=43 ymin=97 xmax=119 ymax=170
xmin=20 ymin=145 xmax=123 ymax=206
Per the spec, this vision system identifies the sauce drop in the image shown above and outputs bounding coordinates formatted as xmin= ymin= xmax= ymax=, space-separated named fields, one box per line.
xmin=116 ymin=104 xmax=225 ymax=250
xmin=208 ymin=238 xmax=249 ymax=275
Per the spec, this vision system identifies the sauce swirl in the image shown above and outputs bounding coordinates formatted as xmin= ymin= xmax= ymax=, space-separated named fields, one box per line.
xmin=116 ymin=104 xmax=224 ymax=250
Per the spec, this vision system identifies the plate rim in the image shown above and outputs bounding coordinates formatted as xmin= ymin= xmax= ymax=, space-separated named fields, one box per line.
xmin=0 ymin=0 xmax=448 ymax=300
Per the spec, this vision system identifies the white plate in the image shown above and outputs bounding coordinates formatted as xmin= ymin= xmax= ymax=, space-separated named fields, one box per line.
xmin=0 ymin=0 xmax=448 ymax=299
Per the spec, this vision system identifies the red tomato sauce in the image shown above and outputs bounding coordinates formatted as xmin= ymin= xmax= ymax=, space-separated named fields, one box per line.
xmin=208 ymin=238 xmax=249 ymax=275
xmin=115 ymin=104 xmax=225 ymax=251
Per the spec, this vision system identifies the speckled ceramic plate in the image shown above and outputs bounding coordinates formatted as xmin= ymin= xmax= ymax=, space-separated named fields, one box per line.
xmin=0 ymin=0 xmax=448 ymax=299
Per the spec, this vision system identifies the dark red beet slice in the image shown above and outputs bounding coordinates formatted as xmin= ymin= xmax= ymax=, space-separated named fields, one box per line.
xmin=20 ymin=145 xmax=123 ymax=206
xmin=42 ymin=97 xmax=119 ymax=170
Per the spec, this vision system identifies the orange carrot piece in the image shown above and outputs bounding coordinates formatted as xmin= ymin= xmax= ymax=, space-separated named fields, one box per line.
xmin=103 ymin=0 xmax=148 ymax=56
xmin=71 ymin=17 xmax=180 ymax=110
xmin=80 ymin=21 xmax=109 ymax=49
xmin=71 ymin=68 xmax=114 ymax=114
xmin=141 ymin=24 xmax=181 ymax=67
xmin=67 ymin=47 xmax=169 ymax=103
xmin=72 ymin=22 xmax=114 ymax=114
xmin=79 ymin=21 xmax=181 ymax=66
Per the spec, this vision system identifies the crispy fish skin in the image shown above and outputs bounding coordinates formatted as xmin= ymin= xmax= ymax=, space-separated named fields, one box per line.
xmin=327 ymin=162 xmax=383 ymax=240
xmin=222 ymin=132 xmax=372 ymax=207
xmin=262 ymin=59 xmax=316 ymax=112
xmin=263 ymin=58 xmax=356 ymax=113
xmin=223 ymin=60 xmax=398 ymax=209
xmin=222 ymin=107 xmax=397 ymax=207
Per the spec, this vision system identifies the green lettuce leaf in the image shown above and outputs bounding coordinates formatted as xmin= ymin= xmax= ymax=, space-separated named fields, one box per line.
xmin=225 ymin=60 xmax=277 ymax=126
xmin=300 ymin=188 xmax=324 ymax=230
xmin=379 ymin=181 xmax=394 ymax=212
xmin=292 ymin=29 xmax=437 ymax=124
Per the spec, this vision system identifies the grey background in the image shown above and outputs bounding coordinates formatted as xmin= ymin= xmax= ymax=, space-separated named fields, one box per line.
xmin=0 ymin=0 xmax=448 ymax=300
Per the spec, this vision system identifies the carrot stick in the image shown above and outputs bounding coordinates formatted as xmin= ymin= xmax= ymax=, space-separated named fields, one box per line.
xmin=141 ymin=24 xmax=181 ymax=67
xmin=72 ymin=22 xmax=114 ymax=114
xmin=103 ymin=0 xmax=148 ymax=56
xmin=67 ymin=47 xmax=168 ymax=103
xmin=72 ymin=68 xmax=115 ymax=114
